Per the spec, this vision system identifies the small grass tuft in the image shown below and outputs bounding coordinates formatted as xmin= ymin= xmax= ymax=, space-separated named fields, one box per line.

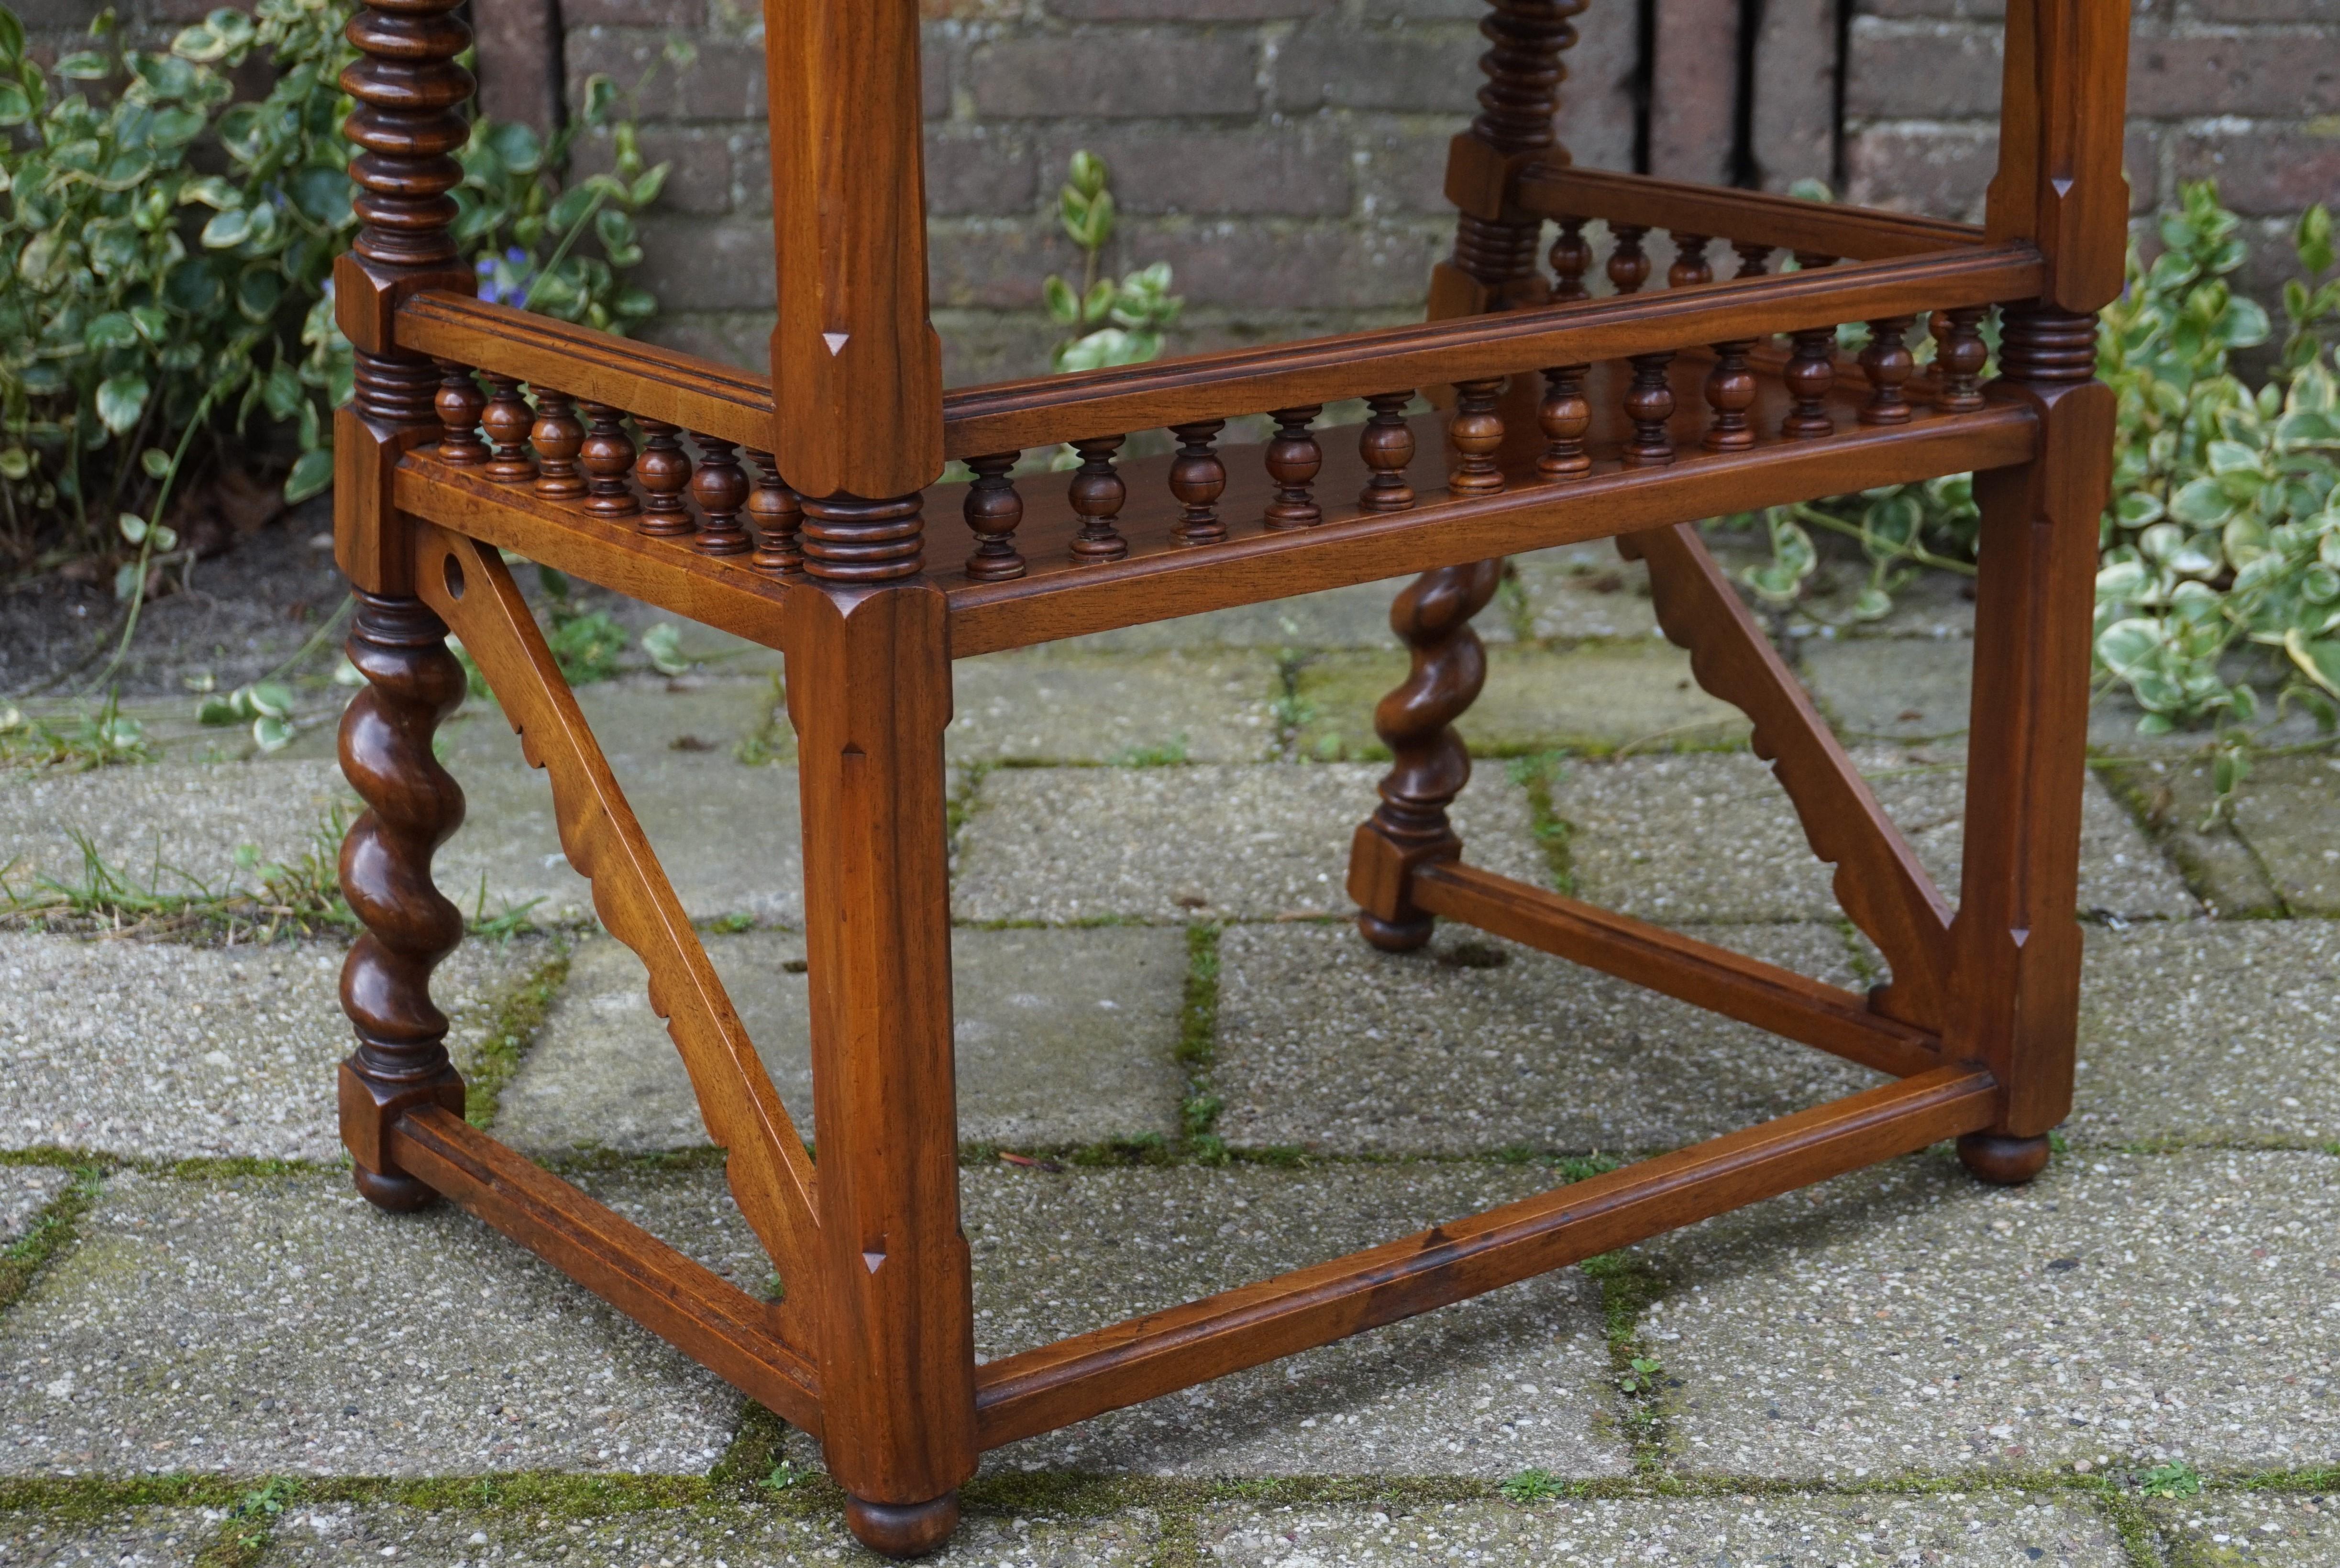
xmin=1499 ymin=1467 xmax=1565 ymax=1503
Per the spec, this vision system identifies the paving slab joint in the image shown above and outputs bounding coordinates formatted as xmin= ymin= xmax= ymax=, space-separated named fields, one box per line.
xmin=2092 ymin=756 xmax=2290 ymax=917
xmin=1580 ymin=1249 xmax=1681 ymax=1475
xmin=0 ymin=1162 xmax=104 ymax=1314
xmin=459 ymin=936 xmax=573 ymax=1131
xmin=1504 ymin=750 xmax=1578 ymax=894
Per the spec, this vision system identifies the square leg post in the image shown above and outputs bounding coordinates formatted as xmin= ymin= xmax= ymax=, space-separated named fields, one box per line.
xmin=1944 ymin=306 xmax=2112 ymax=1185
xmin=785 ymin=574 xmax=978 ymax=1557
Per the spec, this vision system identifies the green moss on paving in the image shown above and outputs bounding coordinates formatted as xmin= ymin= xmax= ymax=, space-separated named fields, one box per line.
xmin=461 ymin=939 xmax=570 ymax=1130
xmin=0 ymin=1164 xmax=102 ymax=1314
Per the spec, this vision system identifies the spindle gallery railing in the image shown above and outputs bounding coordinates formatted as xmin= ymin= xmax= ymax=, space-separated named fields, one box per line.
xmin=390 ymin=225 xmax=2034 ymax=657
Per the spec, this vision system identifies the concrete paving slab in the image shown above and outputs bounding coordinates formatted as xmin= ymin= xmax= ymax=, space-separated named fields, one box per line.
xmin=949 ymin=649 xmax=1280 ymax=764
xmin=432 ymin=760 xmax=805 ymax=930
xmin=1635 ymin=1150 xmax=2340 ymax=1477
xmin=278 ymin=675 xmax=785 ymax=767
xmin=261 ymin=1502 xmax=1159 ymax=1566
xmin=950 ymin=764 xmax=1549 ymax=923
xmin=2231 ymin=753 xmax=2340 ymax=916
xmin=0 ymin=762 xmax=355 ymax=905
xmin=0 ymin=935 xmax=543 ymax=1160
xmin=1213 ymin=922 xmax=1880 ymax=1156
xmin=2070 ymin=919 xmax=2340 ymax=1149
xmin=958 ymin=1164 xmax=1628 ymax=1478
xmin=495 ymin=926 xmax=1187 ymax=1153
xmin=0 ymin=1171 xmax=741 ymax=1477
xmin=0 ymin=1165 xmax=74 ymax=1248
xmin=1056 ymin=577 xmax=1514 ymax=653
xmin=1202 ymin=1491 xmax=2126 ymax=1566
xmin=1546 ymin=752 xmax=2196 ymax=924
xmin=2093 ymin=760 xmax=2287 ymax=919
xmin=1291 ymin=642 xmax=1748 ymax=760
xmin=1799 ymin=637 xmax=1977 ymax=744
xmin=0 ymin=1507 xmax=216 ymax=1565
xmin=2146 ymin=1489 xmax=2340 ymax=1565
xmin=1511 ymin=541 xmax=1661 ymax=641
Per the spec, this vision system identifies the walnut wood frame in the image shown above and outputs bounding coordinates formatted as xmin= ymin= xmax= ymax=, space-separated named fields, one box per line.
xmin=330 ymin=0 xmax=2127 ymax=1554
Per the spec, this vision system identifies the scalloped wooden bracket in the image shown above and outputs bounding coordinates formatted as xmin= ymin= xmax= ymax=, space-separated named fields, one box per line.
xmin=410 ymin=522 xmax=822 ymax=1347
xmin=1620 ymin=521 xmax=1954 ymax=1030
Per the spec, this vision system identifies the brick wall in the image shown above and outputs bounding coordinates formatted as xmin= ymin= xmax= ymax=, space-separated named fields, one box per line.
xmin=1843 ymin=0 xmax=2340 ymax=306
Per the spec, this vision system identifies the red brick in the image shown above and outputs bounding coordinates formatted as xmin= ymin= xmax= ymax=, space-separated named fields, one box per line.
xmin=1854 ymin=0 xmax=2004 ymax=19
xmin=1650 ymin=0 xmax=1742 ymax=184
xmin=565 ymin=28 xmax=765 ymax=121
xmin=2174 ymin=122 xmax=2340 ymax=214
xmin=478 ymin=0 xmax=563 ymax=131
xmin=2128 ymin=26 xmax=2340 ymax=115
xmin=1843 ymin=19 xmax=2003 ymax=118
xmin=2181 ymin=0 xmax=2340 ymax=22
xmin=1753 ymin=0 xmax=1840 ymax=189
xmin=559 ymin=0 xmax=703 ymax=26
xmin=1125 ymin=218 xmax=1446 ymax=309
xmin=2125 ymin=123 xmax=2162 ymax=214
xmin=1270 ymin=21 xmax=1482 ymax=113
xmin=1556 ymin=17 xmax=1642 ymax=172
xmin=1353 ymin=123 xmax=1463 ymax=215
xmin=630 ymin=219 xmax=777 ymax=310
xmin=928 ymin=220 xmax=1084 ymax=309
xmin=640 ymin=313 xmax=773 ymax=373
xmin=921 ymin=24 xmax=955 ymax=118
xmin=1843 ymin=122 xmax=1998 ymax=221
xmin=1038 ymin=126 xmax=1353 ymax=216
xmin=968 ymin=34 xmax=1259 ymax=117
xmin=927 ymin=129 xmax=1039 ymax=216
xmin=1049 ymin=0 xmax=1326 ymax=16
xmin=930 ymin=311 xmax=1059 ymax=386
xmin=922 ymin=0 xmax=1025 ymax=17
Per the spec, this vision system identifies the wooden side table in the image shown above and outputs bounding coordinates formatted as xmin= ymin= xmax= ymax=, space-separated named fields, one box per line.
xmin=329 ymin=0 xmax=2128 ymax=1553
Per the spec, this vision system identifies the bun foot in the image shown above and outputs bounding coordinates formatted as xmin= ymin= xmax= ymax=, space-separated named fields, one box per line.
xmin=1357 ymin=911 xmax=1433 ymax=952
xmin=1957 ymin=1132 xmax=2051 ymax=1187
xmin=845 ymin=1492 xmax=960 ymax=1558
xmin=353 ymin=1163 xmax=438 ymax=1213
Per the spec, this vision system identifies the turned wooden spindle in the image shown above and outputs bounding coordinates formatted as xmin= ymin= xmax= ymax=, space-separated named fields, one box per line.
xmin=1667 ymin=232 xmax=1712 ymax=289
xmin=1169 ymin=420 xmax=1229 ymax=544
xmin=1352 ymin=557 xmax=1505 ymax=951
xmin=1358 ymin=393 xmax=1417 ymax=512
xmin=1702 ymin=341 xmax=1758 ymax=451
xmin=1859 ymin=317 xmax=1917 ymax=425
xmin=339 ymin=0 xmax=468 ymax=442
xmin=961 ymin=453 xmax=1026 ymax=581
xmin=431 ymin=363 xmax=488 ymax=464
xmin=1548 ymin=220 xmax=1593 ymax=301
xmin=337 ymin=592 xmax=468 ymax=1211
xmin=529 ymin=389 xmax=587 ymax=501
xmin=745 ymin=449 xmax=804 ymax=575
xmin=1448 ymin=378 xmax=1507 ymax=494
xmin=1607 ymin=224 xmax=1651 ymax=295
xmin=1536 ymin=365 xmax=1592 ymax=478
xmin=1732 ymin=241 xmax=1773 ymax=279
xmin=634 ymin=419 xmax=694 ymax=537
xmin=690 ymin=434 xmax=751 ymax=555
xmin=1264 ymin=406 xmax=1325 ymax=530
xmin=1443 ymin=0 xmax=1581 ymax=309
xmin=1622 ymin=351 xmax=1677 ymax=466
xmin=1781 ymin=327 xmax=1838 ymax=439
xmin=1068 ymin=435 xmax=1128 ymax=562
xmin=1933 ymin=306 xmax=1989 ymax=411
xmin=578 ymin=402 xmax=640 ymax=519
xmin=799 ymin=494 xmax=927 ymax=581
xmin=479 ymin=375 xmax=536 ymax=485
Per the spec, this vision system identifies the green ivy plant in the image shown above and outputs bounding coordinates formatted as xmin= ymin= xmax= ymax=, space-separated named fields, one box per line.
xmin=1044 ymin=151 xmax=1181 ymax=373
xmin=1734 ymin=181 xmax=2340 ymax=739
xmin=0 ymin=0 xmax=668 ymax=598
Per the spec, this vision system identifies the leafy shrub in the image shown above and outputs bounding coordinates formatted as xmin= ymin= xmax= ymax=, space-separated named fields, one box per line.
xmin=0 ymin=0 xmax=666 ymax=587
xmin=1738 ymin=182 xmax=2339 ymax=738
xmin=1043 ymin=151 xmax=1181 ymax=373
